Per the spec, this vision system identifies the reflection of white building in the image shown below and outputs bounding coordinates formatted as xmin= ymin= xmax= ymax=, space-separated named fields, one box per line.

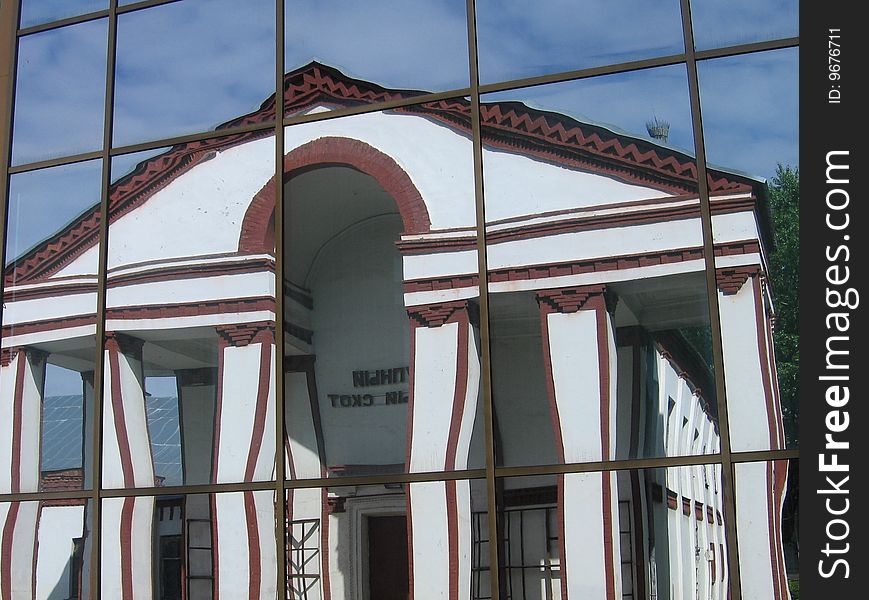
xmin=1 ymin=63 xmax=788 ymax=599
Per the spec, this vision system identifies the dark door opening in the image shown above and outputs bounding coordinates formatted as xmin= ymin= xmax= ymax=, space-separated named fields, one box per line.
xmin=368 ymin=515 xmax=409 ymax=600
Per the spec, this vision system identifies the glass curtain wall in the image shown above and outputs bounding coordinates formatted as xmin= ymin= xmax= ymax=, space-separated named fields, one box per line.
xmin=0 ymin=0 xmax=798 ymax=598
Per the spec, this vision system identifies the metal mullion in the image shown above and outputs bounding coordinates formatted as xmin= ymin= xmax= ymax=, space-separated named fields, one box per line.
xmin=284 ymin=468 xmax=488 ymax=491
xmin=90 ymin=1 xmax=120 ymax=597
xmin=694 ymin=37 xmax=799 ymax=62
xmin=280 ymin=87 xmax=472 ymax=128
xmin=116 ymin=0 xmax=185 ymax=18
xmin=109 ymin=120 xmax=275 ymax=157
xmin=465 ymin=1 xmax=501 ymax=599
xmin=7 ymin=150 xmax=104 ymax=174
xmin=477 ymin=52 xmax=687 ymax=96
xmin=17 ymin=8 xmax=110 ymax=37
xmin=730 ymin=449 xmax=798 ymax=465
xmin=274 ymin=0 xmax=287 ymax=596
xmin=0 ymin=0 xmax=22 ymax=334
xmin=98 ymin=479 xmax=278 ymax=499
xmin=0 ymin=489 xmax=92 ymax=504
xmin=14 ymin=0 xmax=188 ymax=37
xmin=678 ymin=0 xmax=742 ymax=596
xmin=494 ymin=453 xmax=725 ymax=479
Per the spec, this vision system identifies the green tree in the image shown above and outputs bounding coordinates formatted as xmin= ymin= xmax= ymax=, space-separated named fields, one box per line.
xmin=767 ymin=165 xmax=799 ymax=448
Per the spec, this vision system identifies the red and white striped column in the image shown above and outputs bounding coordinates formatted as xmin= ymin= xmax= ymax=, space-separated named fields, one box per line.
xmin=212 ymin=322 xmax=276 ymax=600
xmin=405 ymin=301 xmax=480 ymax=600
xmin=1 ymin=347 xmax=47 ymax=600
xmin=536 ymin=285 xmax=621 ymax=599
xmin=717 ymin=267 xmax=789 ymax=599
xmin=100 ymin=333 xmax=154 ymax=599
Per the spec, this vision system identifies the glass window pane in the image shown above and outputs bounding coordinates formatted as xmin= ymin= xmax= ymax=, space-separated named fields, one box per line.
xmin=19 ymin=0 xmax=107 ymax=29
xmin=284 ymin=0 xmax=469 ymax=115
xmin=2 ymin=161 xmax=101 ymax=493
xmin=691 ymin=0 xmax=799 ymax=51
xmin=113 ymin=0 xmax=275 ymax=147
xmin=101 ymin=491 xmax=276 ymax=598
xmin=497 ymin=468 xmax=731 ymax=598
xmin=12 ymin=20 xmax=108 ymax=165
xmin=282 ymin=99 xmax=482 ymax=480
xmin=482 ymin=68 xmax=717 ymax=467
xmin=476 ymin=0 xmax=685 ymax=84
xmin=699 ymin=48 xmax=799 ymax=451
xmin=1 ymin=499 xmax=94 ymax=598
xmin=103 ymin=134 xmax=277 ymax=488
xmin=293 ymin=479 xmax=487 ymax=597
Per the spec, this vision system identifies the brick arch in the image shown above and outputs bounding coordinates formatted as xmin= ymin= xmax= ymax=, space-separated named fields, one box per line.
xmin=238 ymin=136 xmax=430 ymax=253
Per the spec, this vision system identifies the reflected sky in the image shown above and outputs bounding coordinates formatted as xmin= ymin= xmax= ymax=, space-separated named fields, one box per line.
xmin=111 ymin=147 xmax=171 ymax=183
xmin=698 ymin=48 xmax=798 ymax=180
xmin=483 ymin=64 xmax=695 ymax=156
xmin=476 ymin=0 xmax=684 ymax=84
xmin=691 ymin=0 xmax=798 ymax=51
xmin=19 ymin=0 xmax=107 ymax=29
xmin=113 ymin=0 xmax=275 ymax=147
xmin=285 ymin=0 xmax=469 ymax=92
xmin=12 ymin=18 xmax=107 ymax=165
xmin=5 ymin=160 xmax=101 ymax=265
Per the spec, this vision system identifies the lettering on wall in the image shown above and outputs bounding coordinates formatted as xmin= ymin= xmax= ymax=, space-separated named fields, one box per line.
xmin=327 ymin=367 xmax=410 ymax=408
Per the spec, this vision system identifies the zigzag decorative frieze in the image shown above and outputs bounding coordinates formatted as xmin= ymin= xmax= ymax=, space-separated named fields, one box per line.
xmin=7 ymin=62 xmax=758 ymax=285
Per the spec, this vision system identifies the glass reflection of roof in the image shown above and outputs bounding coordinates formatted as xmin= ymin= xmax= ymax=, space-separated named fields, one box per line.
xmin=41 ymin=395 xmax=84 ymax=472
xmin=146 ymin=396 xmax=182 ymax=487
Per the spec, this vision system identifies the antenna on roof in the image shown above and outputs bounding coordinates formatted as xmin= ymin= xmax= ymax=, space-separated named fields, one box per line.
xmin=646 ymin=116 xmax=670 ymax=143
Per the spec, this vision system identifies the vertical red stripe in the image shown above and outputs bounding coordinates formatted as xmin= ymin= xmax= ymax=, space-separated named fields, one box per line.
xmin=108 ymin=343 xmax=137 ymax=488
xmin=752 ymin=277 xmax=780 ymax=451
xmin=764 ymin=461 xmax=782 ymax=600
xmin=539 ymin=304 xmax=565 ymax=462
xmin=405 ymin=486 xmax=415 ymax=600
xmin=1 ymin=503 xmax=20 ymax=600
xmin=556 ymin=475 xmax=568 ymax=600
xmin=446 ymin=480 xmax=459 ymax=600
xmin=120 ymin=497 xmax=136 ymax=600
xmin=444 ymin=316 xmax=470 ymax=471
xmin=773 ymin=461 xmax=790 ymax=598
xmin=32 ymin=502 xmax=43 ymax=598
xmin=596 ymin=304 xmax=617 ymax=600
xmin=210 ymin=494 xmax=220 ymax=599
xmin=11 ymin=350 xmax=27 ymax=493
xmin=320 ymin=488 xmax=332 ymax=600
xmin=404 ymin=323 xmax=418 ymax=472
xmin=244 ymin=491 xmax=262 ymax=599
xmin=211 ymin=338 xmax=228 ymax=483
xmin=244 ymin=340 xmax=273 ymax=481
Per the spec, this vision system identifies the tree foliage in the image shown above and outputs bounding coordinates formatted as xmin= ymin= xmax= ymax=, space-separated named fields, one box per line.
xmin=767 ymin=165 xmax=799 ymax=447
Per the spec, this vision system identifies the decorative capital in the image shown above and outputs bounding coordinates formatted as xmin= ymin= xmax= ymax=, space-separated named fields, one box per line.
xmin=325 ymin=496 xmax=346 ymax=514
xmin=105 ymin=332 xmax=145 ymax=358
xmin=715 ymin=266 xmax=761 ymax=296
xmin=216 ymin=321 xmax=275 ymax=347
xmin=536 ymin=284 xmax=607 ymax=314
xmin=0 ymin=347 xmax=19 ymax=367
xmin=407 ymin=300 xmax=474 ymax=328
